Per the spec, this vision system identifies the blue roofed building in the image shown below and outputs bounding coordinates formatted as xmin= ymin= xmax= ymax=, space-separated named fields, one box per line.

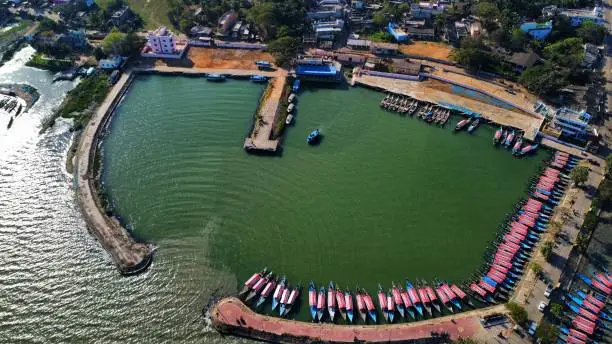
xmin=387 ymin=22 xmax=409 ymax=42
xmin=561 ymin=7 xmax=605 ymax=26
xmin=520 ymin=21 xmax=552 ymax=40
xmin=293 ymin=56 xmax=342 ymax=82
xmin=552 ymin=107 xmax=592 ymax=140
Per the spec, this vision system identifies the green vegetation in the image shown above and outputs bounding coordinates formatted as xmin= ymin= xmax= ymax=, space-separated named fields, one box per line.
xmin=0 ymin=20 xmax=31 ymax=40
xmin=550 ymin=303 xmax=563 ymax=318
xmin=540 ymin=241 xmax=554 ymax=261
xmin=367 ymin=31 xmax=393 ymax=43
xmin=101 ymin=30 xmax=144 ymax=56
xmin=59 ymin=74 xmax=110 ymax=124
xmin=519 ymin=63 xmax=568 ymax=97
xmin=577 ymin=20 xmax=607 ymax=45
xmin=506 ymin=302 xmax=528 ymax=325
xmin=535 ymin=322 xmax=559 ymax=344
xmin=570 ymin=165 xmax=589 ymax=186
xmin=529 ymin=262 xmax=542 ymax=275
xmin=267 ymin=36 xmax=300 ymax=66
xmin=26 ymin=53 xmax=73 ymax=72
xmin=450 ymin=38 xmax=494 ymax=71
xmin=97 ymin=0 xmax=165 ymax=29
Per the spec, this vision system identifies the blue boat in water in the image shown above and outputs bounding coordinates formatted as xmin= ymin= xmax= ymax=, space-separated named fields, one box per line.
xmin=206 ymin=73 xmax=226 ymax=81
xmin=293 ymin=79 xmax=301 ymax=92
xmin=250 ymin=75 xmax=268 ymax=83
xmin=307 ymin=129 xmax=320 ymax=144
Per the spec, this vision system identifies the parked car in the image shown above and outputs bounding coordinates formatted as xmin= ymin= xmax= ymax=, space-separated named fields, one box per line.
xmin=538 ymin=301 xmax=548 ymax=311
xmin=528 ymin=321 xmax=537 ymax=336
xmin=544 ymin=284 xmax=553 ymax=297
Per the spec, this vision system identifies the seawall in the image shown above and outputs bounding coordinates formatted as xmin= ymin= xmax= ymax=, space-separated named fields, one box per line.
xmin=211 ymin=297 xmax=506 ymax=343
xmin=75 ymin=71 xmax=152 ymax=275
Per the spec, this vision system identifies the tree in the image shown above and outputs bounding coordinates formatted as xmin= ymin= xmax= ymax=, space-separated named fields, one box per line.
xmin=570 ymin=165 xmax=589 ymax=186
xmin=373 ymin=12 xmax=387 ymax=27
xmin=576 ymin=21 xmax=607 ymax=45
xmin=540 ymin=241 xmax=554 ymax=261
xmin=535 ymin=322 xmax=559 ymax=344
xmin=450 ymin=38 xmax=493 ymax=71
xmin=529 ymin=262 xmax=542 ymax=275
xmin=543 ymin=37 xmax=584 ymax=70
xmin=519 ymin=63 xmax=568 ymax=97
xmin=506 ymin=302 xmax=528 ymax=325
xmin=102 ymin=30 xmax=144 ymax=56
xmin=473 ymin=2 xmax=499 ymax=30
xmin=550 ymin=303 xmax=563 ymax=318
xmin=508 ymin=28 xmax=529 ymax=51
xmin=267 ymin=36 xmax=299 ymax=66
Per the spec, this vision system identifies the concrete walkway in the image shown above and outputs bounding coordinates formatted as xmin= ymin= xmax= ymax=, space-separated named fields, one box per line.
xmin=75 ymin=71 xmax=152 ymax=274
xmin=212 ymin=297 xmax=507 ymax=343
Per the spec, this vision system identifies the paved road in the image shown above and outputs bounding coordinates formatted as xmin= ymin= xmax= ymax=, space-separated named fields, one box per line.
xmin=604 ymin=0 xmax=612 ymax=116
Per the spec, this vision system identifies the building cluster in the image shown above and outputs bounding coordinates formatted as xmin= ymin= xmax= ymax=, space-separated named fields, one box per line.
xmin=187 ymin=9 xmax=262 ymax=48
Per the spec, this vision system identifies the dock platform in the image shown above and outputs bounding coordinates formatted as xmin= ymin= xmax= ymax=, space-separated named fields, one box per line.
xmin=212 ymin=297 xmax=506 ymax=343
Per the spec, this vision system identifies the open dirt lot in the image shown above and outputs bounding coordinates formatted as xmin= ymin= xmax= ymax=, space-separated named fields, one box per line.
xmin=187 ymin=47 xmax=274 ymax=70
xmin=399 ymin=42 xmax=453 ymax=61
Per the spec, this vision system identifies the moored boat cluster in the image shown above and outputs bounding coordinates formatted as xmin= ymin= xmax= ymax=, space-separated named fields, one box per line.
xmin=380 ymin=93 xmax=452 ymax=125
xmin=468 ymin=152 xmax=579 ymax=303
xmin=492 ymin=126 xmax=539 ymax=156
xmin=238 ymin=269 xmax=302 ymax=317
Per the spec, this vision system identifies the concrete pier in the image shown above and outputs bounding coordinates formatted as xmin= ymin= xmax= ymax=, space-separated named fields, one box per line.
xmin=212 ymin=297 xmax=507 ymax=343
xmin=75 ymin=71 xmax=152 ymax=275
xmin=243 ymin=71 xmax=287 ymax=153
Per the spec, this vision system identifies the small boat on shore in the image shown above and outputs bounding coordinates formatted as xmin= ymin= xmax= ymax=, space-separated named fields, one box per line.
xmin=256 ymin=277 xmax=277 ymax=308
xmin=240 ymin=268 xmax=267 ymax=296
xmin=504 ymin=130 xmax=515 ymax=147
xmin=378 ymin=284 xmax=388 ymax=321
xmin=345 ymin=288 xmax=354 ymax=323
xmin=279 ymin=283 xmax=291 ymax=315
xmin=362 ymin=289 xmax=377 ymax=323
xmin=308 ymin=282 xmax=317 ymax=320
xmin=285 ymin=114 xmax=294 ymax=125
xmin=317 ymin=286 xmax=325 ymax=321
xmin=467 ymin=118 xmax=480 ymax=133
xmin=355 ymin=288 xmax=367 ymax=322
xmin=327 ymin=281 xmax=336 ymax=321
xmin=455 ymin=117 xmax=471 ymax=131
xmin=386 ymin=290 xmax=395 ymax=323
xmin=283 ymin=284 xmax=301 ymax=316
xmin=493 ymin=127 xmax=503 ymax=145
xmin=206 ymin=73 xmax=226 ymax=81
xmin=250 ymin=75 xmax=268 ymax=83
xmin=272 ymin=276 xmax=286 ymax=311
xmin=336 ymin=286 xmax=347 ymax=321
xmin=306 ymin=129 xmax=320 ymax=144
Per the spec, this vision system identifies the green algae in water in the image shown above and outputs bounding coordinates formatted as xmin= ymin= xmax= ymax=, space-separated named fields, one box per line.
xmin=102 ymin=75 xmax=547 ymax=321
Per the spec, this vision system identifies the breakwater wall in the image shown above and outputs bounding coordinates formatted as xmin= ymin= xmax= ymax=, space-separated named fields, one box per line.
xmin=76 ymin=71 xmax=152 ymax=275
xmin=212 ymin=297 xmax=503 ymax=343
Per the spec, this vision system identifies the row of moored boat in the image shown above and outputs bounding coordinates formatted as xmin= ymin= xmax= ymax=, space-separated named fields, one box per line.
xmin=493 ymin=126 xmax=539 ymax=156
xmin=380 ymin=93 xmax=451 ymax=125
xmin=238 ymin=269 xmax=302 ymax=317
xmin=468 ymin=153 xmax=577 ymax=304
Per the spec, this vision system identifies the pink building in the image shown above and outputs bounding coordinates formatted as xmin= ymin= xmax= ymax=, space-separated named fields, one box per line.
xmin=146 ymin=26 xmax=176 ymax=54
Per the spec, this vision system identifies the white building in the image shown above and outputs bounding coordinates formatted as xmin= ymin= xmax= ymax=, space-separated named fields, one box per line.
xmin=561 ymin=7 xmax=605 ymax=26
xmin=553 ymin=107 xmax=591 ymax=139
xmin=146 ymin=26 xmax=177 ymax=54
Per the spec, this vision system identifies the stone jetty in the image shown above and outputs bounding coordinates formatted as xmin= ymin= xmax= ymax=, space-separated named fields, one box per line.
xmin=75 ymin=71 xmax=152 ymax=275
xmin=211 ymin=297 xmax=506 ymax=343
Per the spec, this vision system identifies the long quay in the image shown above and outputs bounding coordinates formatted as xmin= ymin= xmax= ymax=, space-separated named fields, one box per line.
xmin=243 ymin=71 xmax=287 ymax=153
xmin=75 ymin=71 xmax=152 ymax=275
xmin=212 ymin=297 xmax=506 ymax=343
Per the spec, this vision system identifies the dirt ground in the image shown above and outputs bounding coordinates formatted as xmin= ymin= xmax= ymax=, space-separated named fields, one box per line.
xmin=187 ymin=47 xmax=274 ymax=70
xmin=399 ymin=42 xmax=453 ymax=61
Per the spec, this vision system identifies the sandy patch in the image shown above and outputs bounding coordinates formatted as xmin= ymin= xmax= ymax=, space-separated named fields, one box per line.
xmin=399 ymin=42 xmax=453 ymax=61
xmin=187 ymin=48 xmax=274 ymax=70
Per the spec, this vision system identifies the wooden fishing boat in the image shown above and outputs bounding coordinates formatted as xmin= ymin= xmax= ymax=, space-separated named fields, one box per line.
xmin=272 ymin=276 xmax=286 ymax=311
xmin=405 ymin=281 xmax=423 ymax=317
xmin=246 ymin=271 xmax=273 ymax=302
xmin=239 ymin=268 xmax=267 ymax=296
xmin=362 ymin=288 xmax=377 ymax=323
xmin=455 ymin=117 xmax=471 ymax=131
xmin=308 ymin=281 xmax=317 ymax=321
xmin=316 ymin=286 xmax=325 ymax=322
xmin=345 ymin=288 xmax=354 ymax=323
xmin=255 ymin=277 xmax=277 ymax=308
xmin=467 ymin=118 xmax=480 ymax=133
xmin=206 ymin=73 xmax=226 ymax=81
xmin=378 ymin=284 xmax=388 ymax=321
xmin=283 ymin=284 xmax=301 ymax=317
xmin=416 ymin=283 xmax=432 ymax=317
xmin=512 ymin=136 xmax=523 ymax=155
xmin=504 ymin=130 xmax=515 ymax=147
xmin=279 ymin=283 xmax=291 ymax=316
xmin=392 ymin=282 xmax=405 ymax=318
xmin=386 ymin=290 xmax=395 ymax=323
xmin=336 ymin=286 xmax=347 ymax=321
xmin=399 ymin=287 xmax=415 ymax=319
xmin=327 ymin=281 xmax=336 ymax=322
xmin=355 ymin=287 xmax=367 ymax=323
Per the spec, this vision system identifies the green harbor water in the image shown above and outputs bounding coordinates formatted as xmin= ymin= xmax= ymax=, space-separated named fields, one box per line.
xmin=102 ymin=75 xmax=547 ymax=322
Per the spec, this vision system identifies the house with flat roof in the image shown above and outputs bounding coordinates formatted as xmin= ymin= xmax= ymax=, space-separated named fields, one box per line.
xmin=387 ymin=22 xmax=409 ymax=42
xmin=520 ymin=21 xmax=552 ymax=40
xmin=98 ymin=56 xmax=125 ymax=70
xmin=561 ymin=7 xmax=605 ymax=26
xmin=409 ymin=2 xmax=444 ymax=20
xmin=293 ymin=56 xmax=342 ymax=82
xmin=553 ymin=107 xmax=591 ymax=139
xmin=347 ymin=39 xmax=371 ymax=50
